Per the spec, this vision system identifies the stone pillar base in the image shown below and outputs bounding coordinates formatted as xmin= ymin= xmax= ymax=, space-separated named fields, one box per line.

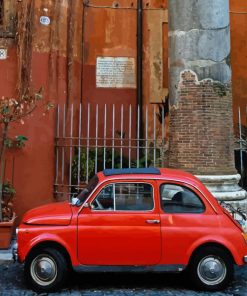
xmin=197 ymin=174 xmax=247 ymax=212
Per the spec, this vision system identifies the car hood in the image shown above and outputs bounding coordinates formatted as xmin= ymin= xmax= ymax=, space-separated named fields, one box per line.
xmin=22 ymin=202 xmax=73 ymax=226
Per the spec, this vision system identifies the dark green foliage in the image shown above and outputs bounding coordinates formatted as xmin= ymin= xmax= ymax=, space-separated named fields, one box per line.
xmin=71 ymin=147 xmax=153 ymax=184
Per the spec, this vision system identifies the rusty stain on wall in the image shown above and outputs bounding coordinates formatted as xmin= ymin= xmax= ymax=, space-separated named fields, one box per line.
xmin=144 ymin=8 xmax=168 ymax=103
xmin=230 ymin=0 xmax=247 ymax=126
xmin=0 ymin=0 xmax=15 ymax=37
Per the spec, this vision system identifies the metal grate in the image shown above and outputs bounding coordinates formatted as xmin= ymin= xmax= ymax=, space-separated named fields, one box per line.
xmin=54 ymin=103 xmax=247 ymax=199
xmin=54 ymin=103 xmax=168 ymax=199
xmin=236 ymin=106 xmax=247 ymax=189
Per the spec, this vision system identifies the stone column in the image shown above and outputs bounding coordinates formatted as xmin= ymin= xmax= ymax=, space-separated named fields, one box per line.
xmin=168 ymin=0 xmax=246 ymax=209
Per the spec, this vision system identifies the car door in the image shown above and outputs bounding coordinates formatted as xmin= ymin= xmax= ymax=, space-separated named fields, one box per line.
xmin=77 ymin=180 xmax=161 ymax=265
xmin=158 ymin=181 xmax=218 ymax=265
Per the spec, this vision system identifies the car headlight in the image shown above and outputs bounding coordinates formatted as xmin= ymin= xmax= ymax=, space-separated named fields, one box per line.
xmin=243 ymin=222 xmax=247 ymax=233
xmin=237 ymin=220 xmax=247 ymax=233
xmin=242 ymin=232 xmax=247 ymax=244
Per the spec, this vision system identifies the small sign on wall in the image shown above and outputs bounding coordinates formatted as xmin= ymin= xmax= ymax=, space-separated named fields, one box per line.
xmin=96 ymin=57 xmax=136 ymax=89
xmin=0 ymin=48 xmax=7 ymax=60
xmin=40 ymin=16 xmax=50 ymax=26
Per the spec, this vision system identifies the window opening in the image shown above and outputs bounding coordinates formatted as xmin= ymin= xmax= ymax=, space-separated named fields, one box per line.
xmin=160 ymin=184 xmax=205 ymax=214
xmin=92 ymin=183 xmax=154 ymax=211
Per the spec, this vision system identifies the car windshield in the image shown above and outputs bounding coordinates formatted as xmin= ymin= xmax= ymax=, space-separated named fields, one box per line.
xmin=76 ymin=175 xmax=99 ymax=203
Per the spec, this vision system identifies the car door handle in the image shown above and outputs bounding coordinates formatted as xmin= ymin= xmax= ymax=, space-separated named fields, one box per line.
xmin=146 ymin=220 xmax=160 ymax=224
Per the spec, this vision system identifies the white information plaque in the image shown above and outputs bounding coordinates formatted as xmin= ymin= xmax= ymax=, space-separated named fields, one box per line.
xmin=96 ymin=57 xmax=136 ymax=89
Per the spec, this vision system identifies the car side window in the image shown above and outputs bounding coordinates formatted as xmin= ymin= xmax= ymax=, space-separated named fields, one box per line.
xmin=91 ymin=185 xmax=114 ymax=210
xmin=91 ymin=183 xmax=154 ymax=211
xmin=115 ymin=183 xmax=153 ymax=211
xmin=160 ymin=184 xmax=205 ymax=213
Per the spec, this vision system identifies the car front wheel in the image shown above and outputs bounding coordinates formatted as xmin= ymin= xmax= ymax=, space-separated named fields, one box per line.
xmin=24 ymin=247 xmax=68 ymax=293
xmin=188 ymin=246 xmax=234 ymax=291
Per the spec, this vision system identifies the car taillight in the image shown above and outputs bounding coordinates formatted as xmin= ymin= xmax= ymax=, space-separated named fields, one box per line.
xmin=238 ymin=220 xmax=247 ymax=233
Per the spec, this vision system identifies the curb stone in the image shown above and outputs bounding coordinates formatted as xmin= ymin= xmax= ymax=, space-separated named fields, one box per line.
xmin=0 ymin=240 xmax=15 ymax=265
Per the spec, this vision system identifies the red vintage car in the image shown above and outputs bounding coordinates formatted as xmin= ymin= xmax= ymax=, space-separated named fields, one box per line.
xmin=14 ymin=168 xmax=247 ymax=293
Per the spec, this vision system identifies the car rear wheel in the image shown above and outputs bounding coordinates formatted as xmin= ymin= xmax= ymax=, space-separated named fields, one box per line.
xmin=188 ymin=246 xmax=234 ymax=291
xmin=24 ymin=247 xmax=68 ymax=293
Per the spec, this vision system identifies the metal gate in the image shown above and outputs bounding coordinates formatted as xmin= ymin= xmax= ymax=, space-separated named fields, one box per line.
xmin=54 ymin=103 xmax=168 ymax=198
xmin=54 ymin=103 xmax=247 ymax=199
xmin=236 ymin=107 xmax=247 ymax=189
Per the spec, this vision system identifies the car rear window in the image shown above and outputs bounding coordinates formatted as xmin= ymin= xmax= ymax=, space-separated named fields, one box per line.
xmin=160 ymin=184 xmax=205 ymax=213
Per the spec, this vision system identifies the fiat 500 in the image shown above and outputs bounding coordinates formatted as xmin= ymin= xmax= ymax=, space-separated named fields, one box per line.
xmin=14 ymin=168 xmax=247 ymax=292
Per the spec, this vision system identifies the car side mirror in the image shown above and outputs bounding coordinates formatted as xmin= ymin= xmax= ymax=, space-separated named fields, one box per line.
xmin=71 ymin=197 xmax=80 ymax=206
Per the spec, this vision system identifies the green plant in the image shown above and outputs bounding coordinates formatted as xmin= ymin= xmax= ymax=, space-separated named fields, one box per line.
xmin=1 ymin=181 xmax=16 ymax=221
xmin=71 ymin=147 xmax=154 ymax=188
xmin=4 ymin=135 xmax=28 ymax=149
xmin=72 ymin=148 xmax=95 ymax=183
xmin=0 ymin=88 xmax=52 ymax=221
xmin=15 ymin=135 xmax=28 ymax=148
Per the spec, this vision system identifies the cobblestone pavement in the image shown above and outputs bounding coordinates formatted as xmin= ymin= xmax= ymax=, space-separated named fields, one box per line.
xmin=0 ymin=263 xmax=246 ymax=296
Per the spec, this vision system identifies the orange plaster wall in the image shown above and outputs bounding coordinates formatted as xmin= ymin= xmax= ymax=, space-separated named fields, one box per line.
xmin=1 ymin=0 xmax=83 ymax=223
xmin=230 ymin=0 xmax=247 ymax=126
xmin=3 ymin=50 xmax=57 ymax=224
xmin=0 ymin=42 xmax=17 ymax=97
xmin=0 ymin=40 xmax=75 ymax=224
xmin=8 ymin=109 xmax=55 ymax=225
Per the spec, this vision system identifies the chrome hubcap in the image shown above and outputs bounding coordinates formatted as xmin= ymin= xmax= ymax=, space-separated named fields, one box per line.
xmin=197 ymin=256 xmax=226 ymax=286
xmin=30 ymin=255 xmax=57 ymax=286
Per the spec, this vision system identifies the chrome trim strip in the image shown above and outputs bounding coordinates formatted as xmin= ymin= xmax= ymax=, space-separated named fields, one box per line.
xmin=12 ymin=228 xmax=19 ymax=262
xmin=146 ymin=220 xmax=160 ymax=224
xmin=12 ymin=245 xmax=18 ymax=263
xmin=73 ymin=264 xmax=186 ymax=273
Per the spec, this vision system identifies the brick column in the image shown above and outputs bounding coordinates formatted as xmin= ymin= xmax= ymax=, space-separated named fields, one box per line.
xmin=168 ymin=0 xmax=246 ymax=207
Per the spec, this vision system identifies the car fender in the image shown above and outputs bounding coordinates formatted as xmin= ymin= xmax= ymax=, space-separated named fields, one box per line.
xmin=187 ymin=235 xmax=243 ymax=265
xmin=19 ymin=232 xmax=78 ymax=265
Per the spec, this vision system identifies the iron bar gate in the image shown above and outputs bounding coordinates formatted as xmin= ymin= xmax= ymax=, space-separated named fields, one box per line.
xmin=54 ymin=103 xmax=247 ymax=199
xmin=236 ymin=106 xmax=247 ymax=189
xmin=54 ymin=103 xmax=168 ymax=199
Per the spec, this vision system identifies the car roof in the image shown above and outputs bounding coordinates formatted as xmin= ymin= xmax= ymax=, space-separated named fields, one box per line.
xmin=98 ymin=168 xmax=201 ymax=187
xmin=103 ymin=168 xmax=161 ymax=176
xmin=96 ymin=168 xmax=221 ymax=213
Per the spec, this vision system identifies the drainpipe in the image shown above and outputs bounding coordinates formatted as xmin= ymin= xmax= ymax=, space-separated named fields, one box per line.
xmin=80 ymin=2 xmax=86 ymax=103
xmin=137 ymin=0 xmax=143 ymax=139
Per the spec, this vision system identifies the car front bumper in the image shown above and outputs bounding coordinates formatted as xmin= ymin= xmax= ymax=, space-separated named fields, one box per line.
xmin=12 ymin=242 xmax=18 ymax=262
xmin=244 ymin=256 xmax=247 ymax=264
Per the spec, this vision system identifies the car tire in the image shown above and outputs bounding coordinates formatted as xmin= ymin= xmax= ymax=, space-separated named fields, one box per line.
xmin=24 ymin=247 xmax=68 ymax=293
xmin=188 ymin=246 xmax=234 ymax=291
